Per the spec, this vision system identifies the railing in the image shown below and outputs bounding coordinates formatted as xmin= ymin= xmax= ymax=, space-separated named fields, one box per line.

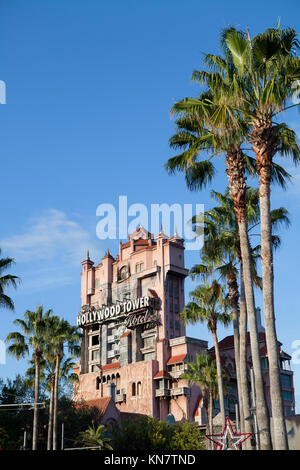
xmin=115 ymin=393 xmax=126 ymax=403
xmin=155 ymin=389 xmax=170 ymax=397
xmin=170 ymin=387 xmax=189 ymax=397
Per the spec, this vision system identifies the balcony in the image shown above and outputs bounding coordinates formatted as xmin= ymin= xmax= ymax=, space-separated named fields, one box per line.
xmin=170 ymin=387 xmax=189 ymax=397
xmin=155 ymin=389 xmax=170 ymax=398
xmin=115 ymin=393 xmax=126 ymax=403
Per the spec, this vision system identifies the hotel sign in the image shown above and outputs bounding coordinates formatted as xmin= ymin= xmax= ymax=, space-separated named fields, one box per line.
xmin=77 ymin=295 xmax=159 ymax=328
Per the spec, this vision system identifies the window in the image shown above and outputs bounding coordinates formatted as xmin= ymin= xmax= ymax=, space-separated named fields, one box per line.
xmin=91 ymin=335 xmax=99 ymax=346
xmin=159 ymin=380 xmax=164 ymax=390
xmin=261 ymin=357 xmax=269 ymax=369
xmin=281 ymin=374 xmax=292 ymax=389
xmin=169 ymin=283 xmax=173 ymax=297
xmin=136 ymin=263 xmax=144 ymax=273
xmin=174 ymin=304 xmax=179 ymax=314
xmin=174 ymin=287 xmax=178 ymax=298
xmin=132 ymin=383 xmax=136 ymax=396
xmin=137 ymin=382 xmax=142 ymax=396
xmin=282 ymin=390 xmax=293 ymax=401
xmin=153 ymin=260 xmax=157 ymax=267
xmin=92 ymin=350 xmax=100 ymax=361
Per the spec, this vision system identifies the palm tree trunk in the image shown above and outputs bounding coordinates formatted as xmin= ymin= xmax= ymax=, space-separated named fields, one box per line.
xmin=211 ymin=328 xmax=226 ymax=426
xmin=259 ymin=174 xmax=288 ymax=450
xmin=32 ymin=351 xmax=41 ymax=450
xmin=226 ymin=148 xmax=272 ymax=449
xmin=239 ymin=264 xmax=254 ymax=450
xmin=227 ymin=270 xmax=244 ymax=432
xmin=53 ymin=353 xmax=61 ymax=450
xmin=209 ymin=390 xmax=214 ymax=450
xmin=238 ymin=217 xmax=272 ymax=449
xmin=47 ymin=377 xmax=55 ymax=450
xmin=203 ymin=391 xmax=211 ymax=449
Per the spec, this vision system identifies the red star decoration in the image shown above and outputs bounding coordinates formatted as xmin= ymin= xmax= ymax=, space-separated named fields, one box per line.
xmin=206 ymin=417 xmax=252 ymax=450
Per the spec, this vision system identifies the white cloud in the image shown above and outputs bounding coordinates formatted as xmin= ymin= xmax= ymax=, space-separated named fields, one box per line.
xmin=0 ymin=209 xmax=103 ymax=292
xmin=1 ymin=209 xmax=101 ymax=264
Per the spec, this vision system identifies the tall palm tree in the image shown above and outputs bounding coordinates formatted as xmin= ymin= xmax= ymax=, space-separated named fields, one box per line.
xmin=191 ymin=188 xmax=290 ymax=446
xmin=49 ymin=317 xmax=81 ymax=450
xmin=191 ymin=189 xmax=261 ymax=439
xmin=166 ymin=45 xmax=292 ymax=450
xmin=6 ymin=306 xmax=53 ymax=450
xmin=180 ymin=280 xmax=231 ymax=426
xmin=25 ymin=353 xmax=79 ymax=450
xmin=218 ymin=25 xmax=300 ymax=449
xmin=0 ymin=249 xmax=19 ymax=311
xmin=181 ymin=353 xmax=218 ymax=448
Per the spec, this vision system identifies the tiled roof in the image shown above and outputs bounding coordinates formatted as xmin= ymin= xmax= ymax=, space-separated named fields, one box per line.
xmin=148 ymin=289 xmax=158 ymax=298
xmin=167 ymin=354 xmax=187 ymax=365
xmin=81 ymin=397 xmax=112 ymax=416
xmin=122 ymin=241 xmax=131 ymax=248
xmin=281 ymin=350 xmax=292 ymax=360
xmin=134 ymin=239 xmax=149 ymax=246
xmin=120 ymin=331 xmax=131 ymax=339
xmin=153 ymin=370 xmax=172 ymax=380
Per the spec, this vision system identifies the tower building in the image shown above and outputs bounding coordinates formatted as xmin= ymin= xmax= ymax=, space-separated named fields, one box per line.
xmin=74 ymin=227 xmax=208 ymax=421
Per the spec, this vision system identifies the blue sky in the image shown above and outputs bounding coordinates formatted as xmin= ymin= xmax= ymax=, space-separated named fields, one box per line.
xmin=0 ymin=0 xmax=299 ymax=411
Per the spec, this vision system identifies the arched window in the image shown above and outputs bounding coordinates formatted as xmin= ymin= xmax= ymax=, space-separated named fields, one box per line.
xmin=132 ymin=383 xmax=136 ymax=396
xmin=96 ymin=377 xmax=101 ymax=390
xmin=137 ymin=381 xmax=142 ymax=396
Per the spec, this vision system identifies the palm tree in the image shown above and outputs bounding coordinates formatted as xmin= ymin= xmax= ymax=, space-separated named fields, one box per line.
xmin=181 ymin=353 xmax=218 ymax=448
xmin=25 ymin=353 xmax=79 ymax=450
xmin=49 ymin=317 xmax=81 ymax=450
xmin=77 ymin=424 xmax=113 ymax=450
xmin=166 ymin=81 xmax=291 ymax=450
xmin=192 ymin=188 xmax=290 ymax=446
xmin=0 ymin=249 xmax=19 ymax=311
xmin=190 ymin=189 xmax=260 ymax=439
xmin=166 ymin=33 xmax=294 ymax=447
xmin=6 ymin=306 xmax=53 ymax=450
xmin=180 ymin=280 xmax=231 ymax=426
xmin=218 ymin=25 xmax=300 ymax=449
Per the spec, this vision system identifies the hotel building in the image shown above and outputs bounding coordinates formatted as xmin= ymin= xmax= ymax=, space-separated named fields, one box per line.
xmin=74 ymin=227 xmax=208 ymax=422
